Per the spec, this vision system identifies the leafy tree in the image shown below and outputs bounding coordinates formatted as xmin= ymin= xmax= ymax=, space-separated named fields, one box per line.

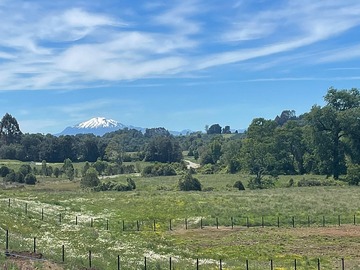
xmin=144 ymin=136 xmax=182 ymax=163
xmin=80 ymin=168 xmax=100 ymax=188
xmin=144 ymin=127 xmax=170 ymax=138
xmin=275 ymin=110 xmax=297 ymax=126
xmin=53 ymin=167 xmax=60 ymax=178
xmin=207 ymin=124 xmax=222 ymax=134
xmin=82 ymin=161 xmax=91 ymax=176
xmin=306 ymin=88 xmax=360 ymax=179
xmin=241 ymin=118 xmax=278 ymax=182
xmin=0 ymin=166 xmax=10 ymax=177
xmin=105 ymin=139 xmax=123 ymax=164
xmin=347 ymin=163 xmax=360 ymax=185
xmin=19 ymin=164 xmax=32 ymax=176
xmin=62 ymin=158 xmax=74 ymax=180
xmin=0 ymin=113 xmax=22 ymax=144
xmin=41 ymin=160 xmax=47 ymax=176
xmin=178 ymin=173 xmax=202 ymax=191
xmin=222 ymin=126 xmax=231 ymax=134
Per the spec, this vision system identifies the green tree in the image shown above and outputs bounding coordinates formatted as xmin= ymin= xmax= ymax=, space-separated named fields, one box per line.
xmin=207 ymin=124 xmax=222 ymax=134
xmin=144 ymin=136 xmax=182 ymax=163
xmin=105 ymin=139 xmax=123 ymax=164
xmin=306 ymin=88 xmax=360 ymax=179
xmin=80 ymin=168 xmax=100 ymax=188
xmin=0 ymin=113 xmax=22 ymax=145
xmin=62 ymin=158 xmax=75 ymax=180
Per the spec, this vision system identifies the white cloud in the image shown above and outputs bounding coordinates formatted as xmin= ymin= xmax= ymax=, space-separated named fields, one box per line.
xmin=0 ymin=0 xmax=359 ymax=90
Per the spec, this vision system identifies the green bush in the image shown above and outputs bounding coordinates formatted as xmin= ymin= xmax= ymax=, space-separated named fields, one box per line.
xmin=80 ymin=168 xmax=100 ymax=188
xmin=178 ymin=173 xmax=202 ymax=191
xmin=233 ymin=180 xmax=245 ymax=190
xmin=248 ymin=176 xmax=277 ymax=190
xmin=142 ymin=163 xmax=177 ymax=177
xmin=24 ymin=173 xmax=37 ymax=185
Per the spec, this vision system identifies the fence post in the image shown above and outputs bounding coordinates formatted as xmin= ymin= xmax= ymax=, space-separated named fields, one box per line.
xmin=262 ymin=216 xmax=264 ymax=228
xmin=294 ymin=259 xmax=297 ymax=270
xmin=170 ymin=257 xmax=172 ymax=269
xmin=41 ymin=208 xmax=44 ymax=221
xmin=216 ymin=218 xmax=219 ymax=229
xmin=323 ymin=216 xmax=325 ymax=227
xmin=246 ymin=259 xmax=249 ymax=270
xmin=231 ymin=217 xmax=234 ymax=229
xmin=354 ymin=214 xmax=356 ymax=225
xmin=169 ymin=219 xmax=172 ymax=231
xmin=59 ymin=213 xmax=62 ymax=224
xmin=270 ymin=259 xmax=273 ymax=270
xmin=122 ymin=220 xmax=125 ymax=231
xmin=308 ymin=216 xmax=310 ymax=227
xmin=89 ymin=250 xmax=92 ymax=268
xmin=91 ymin=218 xmax=93 ymax=227
xmin=185 ymin=218 xmax=188 ymax=230
xmin=292 ymin=216 xmax=295 ymax=228
xmin=5 ymin=229 xmax=9 ymax=252
xmin=25 ymin=203 xmax=28 ymax=215
xmin=154 ymin=220 xmax=156 ymax=231
xmin=8 ymin=198 xmax=10 ymax=207
xmin=200 ymin=218 xmax=203 ymax=229
xmin=62 ymin=244 xmax=65 ymax=263
xmin=118 ymin=255 xmax=120 ymax=270
xmin=107 ymin=219 xmax=109 ymax=230
xmin=76 ymin=216 xmax=78 ymax=225
xmin=196 ymin=258 xmax=199 ymax=270
xmin=338 ymin=215 xmax=341 ymax=226
xmin=277 ymin=216 xmax=280 ymax=228
xmin=318 ymin=258 xmax=320 ymax=270
xmin=246 ymin=217 xmax=249 ymax=228
xmin=220 ymin=259 xmax=222 ymax=270
xmin=144 ymin=256 xmax=147 ymax=270
xmin=137 ymin=220 xmax=140 ymax=231
xmin=33 ymin=237 xmax=36 ymax=253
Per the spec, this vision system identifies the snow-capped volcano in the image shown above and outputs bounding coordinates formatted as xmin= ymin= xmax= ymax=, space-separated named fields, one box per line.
xmin=75 ymin=117 xmax=123 ymax=129
xmin=57 ymin=117 xmax=128 ymax=136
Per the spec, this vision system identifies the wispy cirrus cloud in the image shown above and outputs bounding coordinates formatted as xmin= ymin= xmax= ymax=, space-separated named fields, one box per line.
xmin=0 ymin=0 xmax=359 ymax=91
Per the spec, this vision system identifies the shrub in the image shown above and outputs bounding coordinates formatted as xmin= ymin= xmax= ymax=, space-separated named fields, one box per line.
xmin=297 ymin=178 xmax=339 ymax=187
xmin=178 ymin=173 xmax=202 ymax=191
xmin=248 ymin=176 xmax=277 ymax=190
xmin=93 ymin=178 xmax=136 ymax=192
xmin=233 ymin=180 xmax=245 ymax=190
xmin=80 ymin=168 xmax=100 ymax=188
xmin=24 ymin=173 xmax=37 ymax=185
xmin=142 ymin=163 xmax=177 ymax=177
xmin=0 ymin=166 xmax=10 ymax=177
xmin=347 ymin=163 xmax=360 ymax=185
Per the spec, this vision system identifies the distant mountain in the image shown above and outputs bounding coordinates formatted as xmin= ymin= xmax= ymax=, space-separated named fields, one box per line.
xmin=57 ymin=117 xmax=129 ymax=136
xmin=56 ymin=117 xmax=192 ymax=136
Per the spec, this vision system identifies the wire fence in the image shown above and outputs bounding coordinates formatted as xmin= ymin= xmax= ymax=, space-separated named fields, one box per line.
xmin=2 ymin=198 xmax=360 ymax=232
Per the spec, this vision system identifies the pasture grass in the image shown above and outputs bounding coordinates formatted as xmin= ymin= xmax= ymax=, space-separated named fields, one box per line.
xmin=0 ymin=160 xmax=359 ymax=269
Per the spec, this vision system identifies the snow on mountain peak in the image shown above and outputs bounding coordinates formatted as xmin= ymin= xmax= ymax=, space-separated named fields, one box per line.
xmin=75 ymin=117 xmax=121 ymax=129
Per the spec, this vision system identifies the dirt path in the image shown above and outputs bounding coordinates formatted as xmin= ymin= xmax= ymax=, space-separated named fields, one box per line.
xmin=184 ymin=160 xmax=200 ymax=169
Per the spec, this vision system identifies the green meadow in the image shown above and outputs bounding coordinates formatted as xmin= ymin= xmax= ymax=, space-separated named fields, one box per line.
xmin=1 ymin=162 xmax=360 ymax=269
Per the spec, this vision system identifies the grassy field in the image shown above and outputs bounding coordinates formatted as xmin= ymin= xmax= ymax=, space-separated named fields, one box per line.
xmin=0 ymin=162 xmax=360 ymax=269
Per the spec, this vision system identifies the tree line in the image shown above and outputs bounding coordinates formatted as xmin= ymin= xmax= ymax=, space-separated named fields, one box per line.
xmin=1 ymin=88 xmax=360 ymax=184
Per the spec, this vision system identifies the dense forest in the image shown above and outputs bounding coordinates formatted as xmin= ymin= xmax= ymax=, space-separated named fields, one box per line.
xmin=1 ymin=88 xmax=360 ymax=185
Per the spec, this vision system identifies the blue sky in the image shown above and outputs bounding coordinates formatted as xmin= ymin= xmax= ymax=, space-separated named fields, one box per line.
xmin=0 ymin=0 xmax=360 ymax=134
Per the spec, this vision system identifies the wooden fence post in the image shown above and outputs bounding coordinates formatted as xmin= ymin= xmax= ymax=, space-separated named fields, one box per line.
xmin=196 ymin=258 xmax=199 ymax=270
xmin=137 ymin=220 xmax=140 ymax=231
xmin=262 ymin=216 xmax=264 ymax=228
xmin=153 ymin=220 xmax=156 ymax=231
xmin=277 ymin=216 xmax=280 ymax=228
xmin=341 ymin=258 xmax=345 ymax=270
xmin=169 ymin=257 xmax=172 ymax=269
xmin=270 ymin=259 xmax=273 ymax=270
xmin=169 ymin=219 xmax=172 ymax=231
xmin=75 ymin=216 xmax=78 ymax=225
xmin=25 ymin=203 xmax=28 ymax=215
xmin=41 ymin=208 xmax=44 ymax=221
xmin=5 ymin=229 xmax=9 ymax=252
xmin=33 ymin=237 xmax=36 ymax=253
xmin=106 ymin=219 xmax=109 ymax=230
xmin=185 ymin=218 xmax=188 ymax=230
xmin=294 ymin=259 xmax=297 ymax=270
xmin=89 ymin=250 xmax=92 ymax=268
xmin=246 ymin=259 xmax=249 ymax=270
xmin=8 ymin=198 xmax=10 ymax=207
xmin=338 ymin=215 xmax=341 ymax=226
xmin=216 ymin=218 xmax=219 ymax=229
xmin=144 ymin=257 xmax=147 ymax=270
xmin=317 ymin=258 xmax=320 ymax=270
xmin=62 ymin=244 xmax=65 ymax=263
xmin=118 ymin=255 xmax=120 ymax=270
xmin=246 ymin=217 xmax=249 ymax=228
xmin=323 ymin=216 xmax=325 ymax=227
xmin=220 ymin=259 xmax=222 ymax=270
